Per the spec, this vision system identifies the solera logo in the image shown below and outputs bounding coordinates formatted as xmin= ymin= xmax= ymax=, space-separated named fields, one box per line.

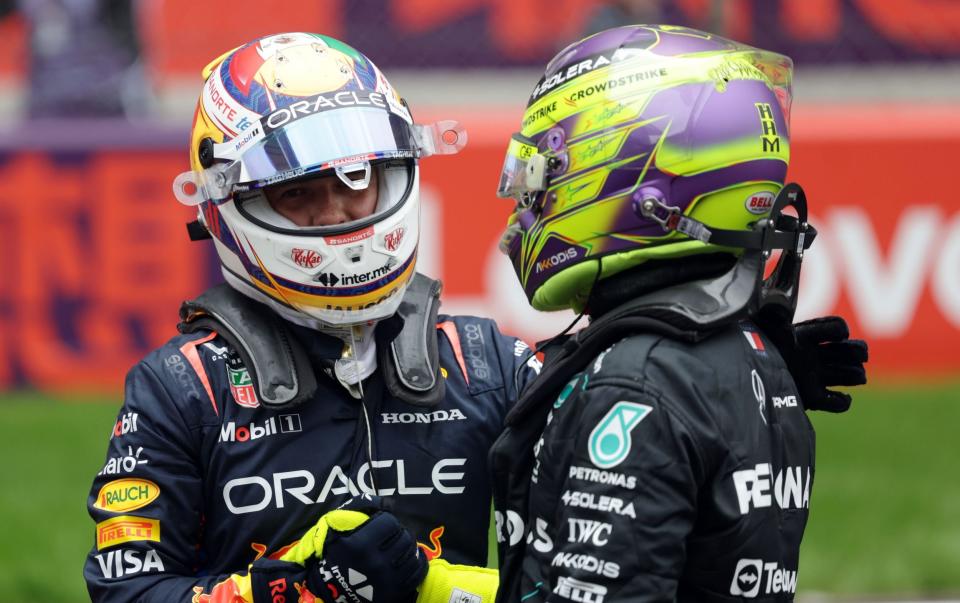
xmin=291 ymin=248 xmax=323 ymax=269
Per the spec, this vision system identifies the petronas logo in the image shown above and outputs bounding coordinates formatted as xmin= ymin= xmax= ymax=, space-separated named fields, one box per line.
xmin=588 ymin=402 xmax=653 ymax=468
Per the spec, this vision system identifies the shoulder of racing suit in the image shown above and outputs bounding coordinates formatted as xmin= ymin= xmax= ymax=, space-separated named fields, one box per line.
xmin=175 ymin=274 xmax=529 ymax=410
xmin=435 ymin=313 xmax=540 ymax=401
xmin=136 ymin=329 xmax=233 ymax=424
xmin=131 ymin=305 xmax=538 ymax=428
xmin=556 ymin=319 xmax=808 ymax=473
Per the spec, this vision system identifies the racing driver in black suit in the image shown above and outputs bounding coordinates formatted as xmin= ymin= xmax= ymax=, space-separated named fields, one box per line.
xmin=488 ymin=25 xmax=868 ymax=603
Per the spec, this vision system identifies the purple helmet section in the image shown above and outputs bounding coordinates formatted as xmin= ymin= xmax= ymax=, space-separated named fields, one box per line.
xmin=507 ymin=24 xmax=792 ymax=305
xmin=646 ymin=27 xmax=741 ymax=56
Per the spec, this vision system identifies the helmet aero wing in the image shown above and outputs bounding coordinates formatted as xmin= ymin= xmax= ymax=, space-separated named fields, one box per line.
xmin=173 ymin=32 xmax=465 ymax=326
xmin=497 ymin=25 xmax=797 ymax=312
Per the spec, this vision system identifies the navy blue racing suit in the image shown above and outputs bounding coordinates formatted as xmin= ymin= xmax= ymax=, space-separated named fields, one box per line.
xmin=84 ymin=313 xmax=538 ymax=602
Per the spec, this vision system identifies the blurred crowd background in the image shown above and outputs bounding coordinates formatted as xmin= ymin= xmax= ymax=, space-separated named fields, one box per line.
xmin=0 ymin=1 xmax=958 ymax=601
xmin=0 ymin=0 xmax=958 ymax=389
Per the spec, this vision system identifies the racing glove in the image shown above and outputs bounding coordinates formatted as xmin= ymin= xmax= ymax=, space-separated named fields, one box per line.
xmin=415 ymin=559 xmax=498 ymax=603
xmin=284 ymin=497 xmax=499 ymax=603
xmin=199 ymin=497 xmax=426 ymax=603
xmin=764 ymin=315 xmax=869 ymax=413
xmin=281 ymin=498 xmax=427 ymax=603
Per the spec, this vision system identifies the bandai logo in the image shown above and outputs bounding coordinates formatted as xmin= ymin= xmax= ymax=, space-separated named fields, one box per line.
xmin=745 ymin=191 xmax=775 ymax=215
xmin=291 ymin=248 xmax=323 ymax=269
xmin=384 ymin=225 xmax=406 ymax=252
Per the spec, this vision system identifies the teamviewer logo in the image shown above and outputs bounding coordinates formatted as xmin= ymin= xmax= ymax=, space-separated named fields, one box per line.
xmin=730 ymin=558 xmax=763 ymax=598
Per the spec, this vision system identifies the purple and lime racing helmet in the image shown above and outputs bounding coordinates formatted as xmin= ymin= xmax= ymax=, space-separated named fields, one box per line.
xmin=497 ymin=25 xmax=793 ymax=312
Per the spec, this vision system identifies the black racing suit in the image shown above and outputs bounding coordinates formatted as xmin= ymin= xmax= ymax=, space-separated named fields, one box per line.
xmin=493 ymin=318 xmax=814 ymax=602
xmin=83 ymin=312 xmax=538 ymax=602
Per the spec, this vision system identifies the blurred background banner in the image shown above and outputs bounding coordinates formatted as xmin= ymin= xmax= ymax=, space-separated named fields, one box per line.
xmin=0 ymin=105 xmax=958 ymax=390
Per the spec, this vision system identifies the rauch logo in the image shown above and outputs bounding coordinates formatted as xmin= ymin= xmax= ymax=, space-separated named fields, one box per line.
xmin=94 ymin=478 xmax=161 ymax=513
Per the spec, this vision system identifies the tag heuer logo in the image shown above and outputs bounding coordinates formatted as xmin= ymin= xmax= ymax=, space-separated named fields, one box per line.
xmin=227 ymin=364 xmax=259 ymax=408
xmin=588 ymin=401 xmax=652 ymax=469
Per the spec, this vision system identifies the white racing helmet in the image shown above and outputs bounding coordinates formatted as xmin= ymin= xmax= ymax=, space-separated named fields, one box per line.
xmin=173 ymin=32 xmax=465 ymax=326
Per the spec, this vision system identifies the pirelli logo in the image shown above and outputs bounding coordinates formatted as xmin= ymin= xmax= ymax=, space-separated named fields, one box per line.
xmin=96 ymin=515 xmax=160 ymax=550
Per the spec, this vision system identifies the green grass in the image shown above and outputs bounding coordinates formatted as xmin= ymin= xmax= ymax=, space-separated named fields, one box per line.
xmin=0 ymin=394 xmax=120 ymax=603
xmin=799 ymin=380 xmax=960 ymax=597
xmin=1 ymin=383 xmax=959 ymax=602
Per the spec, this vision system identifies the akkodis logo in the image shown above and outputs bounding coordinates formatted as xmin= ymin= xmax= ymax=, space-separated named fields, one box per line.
xmin=587 ymin=402 xmax=652 ymax=469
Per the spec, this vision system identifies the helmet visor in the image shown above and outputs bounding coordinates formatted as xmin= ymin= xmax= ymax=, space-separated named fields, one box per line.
xmin=201 ymin=105 xmax=418 ymax=202
xmin=235 ymin=158 xmax=416 ymax=236
xmin=240 ymin=107 xmax=416 ymax=188
xmin=496 ymin=134 xmax=547 ymax=199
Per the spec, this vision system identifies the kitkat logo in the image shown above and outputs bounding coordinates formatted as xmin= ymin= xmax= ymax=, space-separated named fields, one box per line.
xmin=94 ymin=478 xmax=160 ymax=513
xmin=384 ymin=226 xmax=406 ymax=252
xmin=291 ymin=248 xmax=323 ymax=269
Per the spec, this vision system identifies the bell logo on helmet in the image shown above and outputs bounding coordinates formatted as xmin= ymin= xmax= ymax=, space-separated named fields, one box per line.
xmin=291 ymin=248 xmax=323 ymax=269
xmin=587 ymin=402 xmax=653 ymax=469
xmin=745 ymin=192 xmax=775 ymax=215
